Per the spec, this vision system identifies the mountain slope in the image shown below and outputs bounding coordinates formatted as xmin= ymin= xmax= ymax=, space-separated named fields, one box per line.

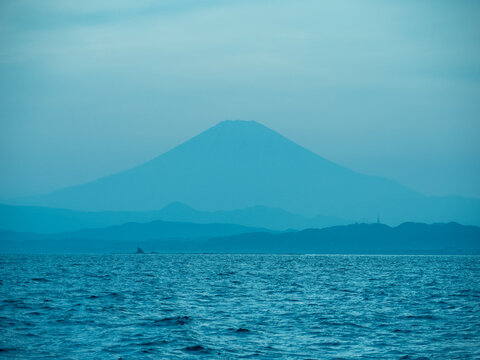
xmin=14 ymin=120 xmax=480 ymax=225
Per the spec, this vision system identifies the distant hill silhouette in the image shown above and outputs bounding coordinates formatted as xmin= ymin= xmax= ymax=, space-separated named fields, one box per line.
xmin=0 ymin=202 xmax=349 ymax=233
xmin=1 ymin=222 xmax=478 ymax=254
xmin=11 ymin=120 xmax=480 ymax=225
xmin=200 ymin=222 xmax=480 ymax=254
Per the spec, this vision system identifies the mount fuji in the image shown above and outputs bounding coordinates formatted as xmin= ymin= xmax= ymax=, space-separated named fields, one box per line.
xmin=14 ymin=120 xmax=480 ymax=225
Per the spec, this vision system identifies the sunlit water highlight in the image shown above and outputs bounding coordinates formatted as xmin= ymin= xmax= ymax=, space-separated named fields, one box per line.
xmin=1 ymin=254 xmax=479 ymax=359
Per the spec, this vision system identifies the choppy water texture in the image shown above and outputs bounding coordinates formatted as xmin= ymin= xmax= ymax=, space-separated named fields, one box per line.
xmin=1 ymin=255 xmax=479 ymax=359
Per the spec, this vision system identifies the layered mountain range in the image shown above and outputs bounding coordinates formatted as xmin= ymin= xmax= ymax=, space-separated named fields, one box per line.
xmin=9 ymin=120 xmax=480 ymax=226
xmin=2 ymin=120 xmax=480 ymax=254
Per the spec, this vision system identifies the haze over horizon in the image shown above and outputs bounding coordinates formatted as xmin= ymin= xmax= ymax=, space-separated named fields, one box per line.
xmin=1 ymin=0 xmax=479 ymax=199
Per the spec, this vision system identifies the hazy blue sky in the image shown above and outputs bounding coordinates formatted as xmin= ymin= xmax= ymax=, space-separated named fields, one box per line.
xmin=1 ymin=0 xmax=479 ymax=199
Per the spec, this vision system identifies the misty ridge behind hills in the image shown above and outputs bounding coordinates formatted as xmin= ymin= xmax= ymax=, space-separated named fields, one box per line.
xmin=0 ymin=202 xmax=349 ymax=234
xmin=11 ymin=120 xmax=480 ymax=226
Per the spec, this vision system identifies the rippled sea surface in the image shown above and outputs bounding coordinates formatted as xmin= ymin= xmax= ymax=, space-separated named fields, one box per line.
xmin=1 ymin=255 xmax=479 ymax=359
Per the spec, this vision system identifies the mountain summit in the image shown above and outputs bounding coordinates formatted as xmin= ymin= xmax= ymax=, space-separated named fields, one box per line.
xmin=16 ymin=120 xmax=480 ymax=225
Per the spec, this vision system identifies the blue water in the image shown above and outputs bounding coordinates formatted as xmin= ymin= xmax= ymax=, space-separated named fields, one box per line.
xmin=1 ymin=255 xmax=479 ymax=359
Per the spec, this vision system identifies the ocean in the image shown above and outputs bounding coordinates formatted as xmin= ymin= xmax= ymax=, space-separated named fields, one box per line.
xmin=1 ymin=254 xmax=479 ymax=359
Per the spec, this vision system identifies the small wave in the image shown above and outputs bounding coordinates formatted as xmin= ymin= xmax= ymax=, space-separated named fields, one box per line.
xmin=154 ymin=316 xmax=190 ymax=326
xmin=25 ymin=311 xmax=41 ymax=316
xmin=235 ymin=328 xmax=250 ymax=333
xmin=319 ymin=341 xmax=341 ymax=346
xmin=321 ymin=321 xmax=367 ymax=329
xmin=31 ymin=278 xmax=49 ymax=282
xmin=140 ymin=340 xmax=168 ymax=346
xmin=403 ymin=315 xmax=437 ymax=320
xmin=141 ymin=348 xmax=155 ymax=354
xmin=3 ymin=299 xmax=20 ymax=304
xmin=183 ymin=345 xmax=209 ymax=353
